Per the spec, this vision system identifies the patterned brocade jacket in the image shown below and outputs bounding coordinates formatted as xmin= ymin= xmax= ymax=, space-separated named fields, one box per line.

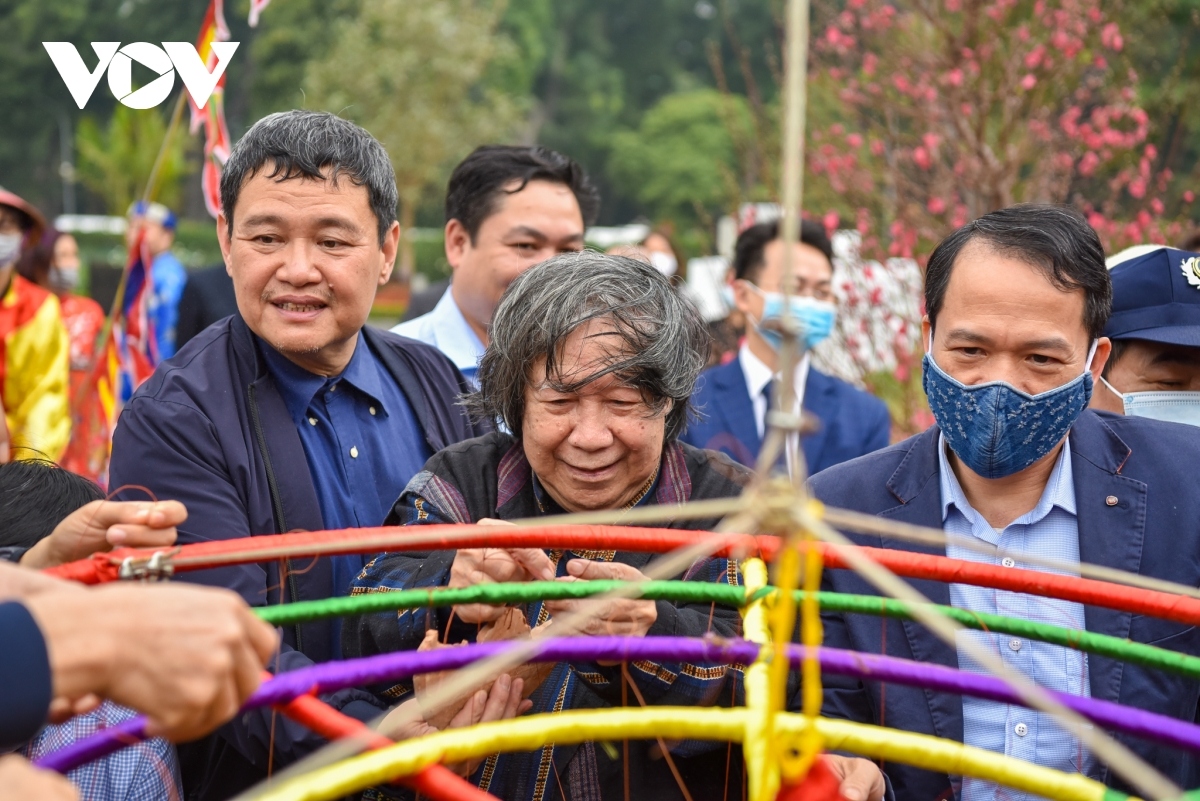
xmin=345 ymin=431 xmax=753 ymax=801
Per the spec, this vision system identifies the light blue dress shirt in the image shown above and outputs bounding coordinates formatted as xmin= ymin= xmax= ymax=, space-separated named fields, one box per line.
xmin=392 ymin=287 xmax=484 ymax=386
xmin=939 ymin=436 xmax=1094 ymax=801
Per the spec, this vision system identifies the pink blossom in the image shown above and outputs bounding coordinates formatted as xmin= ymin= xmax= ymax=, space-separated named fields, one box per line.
xmin=946 ymin=0 xmax=961 ymax=10
xmin=1186 ymin=191 xmax=1196 ymax=204
xmin=927 ymin=196 xmax=946 ymax=215
xmin=1078 ymin=151 xmax=1100 ymax=176
xmin=1151 ymin=198 xmax=1164 ymax=215
xmin=1128 ymin=178 xmax=1147 ymax=199
xmin=863 ymin=52 xmax=878 ymax=76
xmin=922 ymin=132 xmax=941 ymax=151
xmin=912 ymin=146 xmax=932 ymax=170
xmin=847 ymin=133 xmax=864 ymax=148
xmin=870 ymin=138 xmax=885 ymax=156
xmin=1021 ymin=74 xmax=1037 ymax=90
xmin=1101 ymin=23 xmax=1123 ymax=51
xmin=944 ymin=68 xmax=964 ymax=87
xmin=1024 ymin=45 xmax=1045 ymax=70
xmin=823 ymin=211 xmax=841 ymax=234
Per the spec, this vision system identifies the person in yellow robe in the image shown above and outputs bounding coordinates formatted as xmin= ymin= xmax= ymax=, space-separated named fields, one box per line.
xmin=0 ymin=188 xmax=69 ymax=462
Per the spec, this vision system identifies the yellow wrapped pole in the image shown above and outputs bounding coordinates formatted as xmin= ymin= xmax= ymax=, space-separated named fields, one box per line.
xmin=741 ymin=557 xmax=780 ymax=801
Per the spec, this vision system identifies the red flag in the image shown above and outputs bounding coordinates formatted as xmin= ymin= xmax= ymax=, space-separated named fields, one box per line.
xmin=201 ymin=90 xmax=232 ymax=218
xmin=248 ymin=0 xmax=272 ymax=27
xmin=188 ymin=0 xmax=231 ymax=134
xmin=62 ymin=235 xmax=159 ymax=485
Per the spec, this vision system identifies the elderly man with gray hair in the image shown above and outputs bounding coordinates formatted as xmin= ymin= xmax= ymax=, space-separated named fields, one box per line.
xmin=107 ymin=110 xmax=521 ymax=799
xmin=347 ymin=252 xmax=753 ymax=801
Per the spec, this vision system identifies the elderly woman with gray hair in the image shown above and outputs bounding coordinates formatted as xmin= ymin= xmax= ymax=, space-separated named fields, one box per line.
xmin=347 ymin=252 xmax=751 ymax=801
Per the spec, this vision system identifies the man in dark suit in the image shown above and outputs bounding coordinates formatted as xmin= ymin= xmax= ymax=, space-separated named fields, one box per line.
xmin=681 ymin=219 xmax=890 ymax=476
xmin=810 ymin=204 xmax=1200 ymax=801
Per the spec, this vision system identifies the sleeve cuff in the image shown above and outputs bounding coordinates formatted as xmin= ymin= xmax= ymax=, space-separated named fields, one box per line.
xmin=0 ymin=602 xmax=52 ymax=749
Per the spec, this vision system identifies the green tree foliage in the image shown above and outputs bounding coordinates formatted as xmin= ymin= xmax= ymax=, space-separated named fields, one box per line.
xmin=608 ymin=89 xmax=761 ymax=236
xmin=76 ymin=103 xmax=190 ymax=215
xmin=303 ymin=0 xmax=530 ymax=279
xmin=0 ymin=0 xmax=201 ymax=215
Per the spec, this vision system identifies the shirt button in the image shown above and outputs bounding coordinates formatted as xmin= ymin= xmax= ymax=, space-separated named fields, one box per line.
xmin=1014 ymin=722 xmax=1028 ymax=737
xmin=369 ymin=406 xmax=377 ymax=416
xmin=1008 ymin=638 xmax=1022 ymax=652
xmin=1001 ymin=557 xmax=1015 ymax=568
xmin=350 ymin=446 xmax=359 ymax=458
xmin=308 ymin=417 xmax=317 ymax=426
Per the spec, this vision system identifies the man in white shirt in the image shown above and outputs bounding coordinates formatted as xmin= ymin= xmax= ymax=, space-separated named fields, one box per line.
xmin=393 ymin=146 xmax=599 ymax=383
xmin=681 ymin=219 xmax=891 ymax=477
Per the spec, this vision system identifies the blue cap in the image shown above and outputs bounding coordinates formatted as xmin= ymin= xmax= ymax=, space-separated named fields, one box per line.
xmin=127 ymin=200 xmax=177 ymax=230
xmin=1104 ymin=247 xmax=1200 ymax=347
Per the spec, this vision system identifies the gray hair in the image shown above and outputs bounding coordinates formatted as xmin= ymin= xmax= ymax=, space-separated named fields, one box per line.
xmin=219 ymin=110 xmax=398 ymax=245
xmin=466 ymin=251 xmax=710 ymax=442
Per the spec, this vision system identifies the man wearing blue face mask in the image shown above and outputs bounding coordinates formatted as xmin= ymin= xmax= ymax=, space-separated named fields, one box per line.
xmin=808 ymin=204 xmax=1200 ymax=801
xmin=681 ymin=219 xmax=890 ymax=476
xmin=1089 ymin=246 xmax=1200 ymax=427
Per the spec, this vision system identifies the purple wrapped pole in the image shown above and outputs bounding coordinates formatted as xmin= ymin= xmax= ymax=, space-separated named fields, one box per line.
xmin=37 ymin=636 xmax=1200 ymax=774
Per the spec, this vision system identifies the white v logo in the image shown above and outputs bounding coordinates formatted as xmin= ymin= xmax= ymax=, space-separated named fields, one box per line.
xmin=43 ymin=42 xmax=120 ymax=109
xmin=162 ymin=42 xmax=240 ymax=108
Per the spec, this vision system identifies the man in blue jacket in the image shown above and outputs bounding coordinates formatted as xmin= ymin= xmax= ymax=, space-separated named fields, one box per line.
xmin=811 ymin=204 xmax=1200 ymax=801
xmin=681 ymin=219 xmax=890 ymax=477
xmin=108 ymin=111 xmax=490 ymax=799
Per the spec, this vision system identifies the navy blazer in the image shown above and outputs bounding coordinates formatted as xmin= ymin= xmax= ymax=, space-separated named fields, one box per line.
xmin=808 ymin=411 xmax=1200 ymax=799
xmin=108 ymin=315 xmax=485 ymax=799
xmin=681 ymin=358 xmax=891 ymax=475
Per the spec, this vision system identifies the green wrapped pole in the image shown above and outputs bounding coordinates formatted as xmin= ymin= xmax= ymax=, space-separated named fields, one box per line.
xmin=255 ymin=582 xmax=1200 ymax=681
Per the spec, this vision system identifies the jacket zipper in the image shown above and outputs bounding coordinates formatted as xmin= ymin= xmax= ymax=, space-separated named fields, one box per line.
xmin=247 ymin=383 xmax=304 ymax=653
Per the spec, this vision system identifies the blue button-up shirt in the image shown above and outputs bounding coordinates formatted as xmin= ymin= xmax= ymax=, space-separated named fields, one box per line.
xmin=262 ymin=333 xmax=431 ymax=654
xmin=392 ymin=287 xmax=484 ymax=386
xmin=939 ymin=436 xmax=1093 ymax=801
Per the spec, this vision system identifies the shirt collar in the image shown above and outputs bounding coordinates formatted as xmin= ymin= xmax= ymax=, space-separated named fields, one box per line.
xmin=260 ymin=331 xmax=387 ymax=425
xmin=738 ymin=342 xmax=811 ymax=399
xmin=938 ymin=433 xmax=1077 ymax=528
xmin=428 ymin=287 xmax=486 ymax=373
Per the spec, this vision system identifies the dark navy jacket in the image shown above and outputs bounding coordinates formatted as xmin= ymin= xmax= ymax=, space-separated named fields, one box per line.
xmin=108 ymin=314 xmax=484 ymax=799
xmin=0 ymin=602 xmax=51 ymax=750
xmin=681 ymin=358 xmax=891 ymax=475
xmin=809 ymin=411 xmax=1200 ymax=800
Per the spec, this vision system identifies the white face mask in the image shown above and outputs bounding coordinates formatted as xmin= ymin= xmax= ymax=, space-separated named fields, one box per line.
xmin=0 ymin=233 xmax=21 ymax=268
xmin=1100 ymin=376 xmax=1200 ymax=427
xmin=649 ymin=251 xmax=677 ymax=278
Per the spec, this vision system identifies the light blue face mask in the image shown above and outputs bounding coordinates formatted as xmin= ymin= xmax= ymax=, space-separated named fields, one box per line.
xmin=923 ymin=335 xmax=1097 ymax=479
xmin=1100 ymin=376 xmax=1200 ymax=427
xmin=745 ymin=283 xmax=837 ymax=351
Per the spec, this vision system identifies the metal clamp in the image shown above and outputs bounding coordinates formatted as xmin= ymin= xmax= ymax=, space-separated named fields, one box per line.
xmin=118 ymin=550 xmax=176 ymax=582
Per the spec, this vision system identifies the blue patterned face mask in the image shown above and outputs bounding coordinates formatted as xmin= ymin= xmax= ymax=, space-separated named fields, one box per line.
xmin=922 ymin=335 xmax=1097 ymax=479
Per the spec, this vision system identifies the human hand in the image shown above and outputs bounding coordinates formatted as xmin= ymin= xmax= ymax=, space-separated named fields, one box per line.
xmin=0 ymin=755 xmax=78 ymax=800
xmin=449 ymin=546 xmax=555 ymax=623
xmin=0 ymin=560 xmax=79 ymax=601
xmin=20 ymin=500 xmax=186 ymax=569
xmin=542 ymin=559 xmax=657 ymax=642
xmin=26 ymin=582 xmax=278 ymax=742
xmin=378 ymin=673 xmax=530 ymax=775
xmin=823 ymin=755 xmax=886 ymax=801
